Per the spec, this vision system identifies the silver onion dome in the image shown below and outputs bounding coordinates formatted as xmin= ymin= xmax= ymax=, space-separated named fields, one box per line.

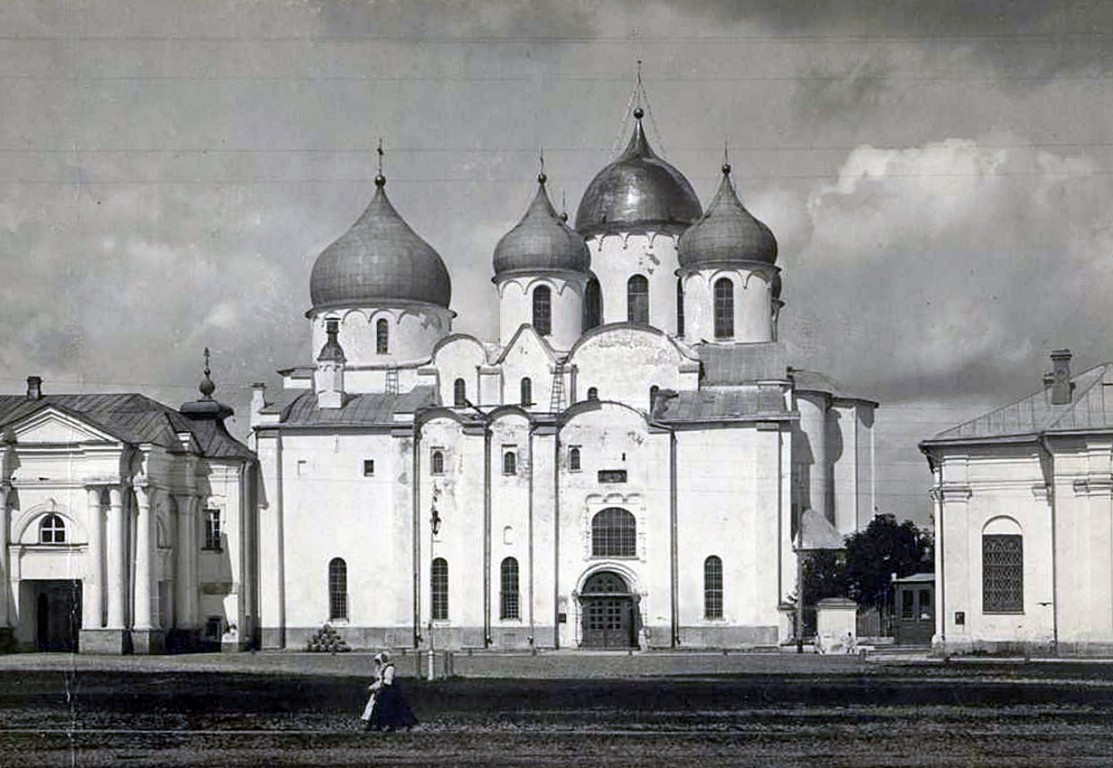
xmin=678 ymin=163 xmax=777 ymax=269
xmin=574 ymin=110 xmax=702 ymax=236
xmin=493 ymin=174 xmax=590 ymax=278
xmin=309 ymin=175 xmax=452 ymax=310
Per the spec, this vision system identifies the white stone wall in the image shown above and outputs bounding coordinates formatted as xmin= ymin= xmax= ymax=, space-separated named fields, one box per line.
xmin=568 ymin=326 xmax=697 ymax=411
xmin=431 ymin=336 xmax=490 ymax=408
xmin=587 ymin=232 xmax=681 ymax=332
xmin=681 ymin=267 xmax=775 ymax=344
xmin=497 ymin=327 xmax=559 ymax=411
xmin=496 ymin=274 xmax=586 ymax=352
xmin=310 ymin=305 xmax=452 ymax=370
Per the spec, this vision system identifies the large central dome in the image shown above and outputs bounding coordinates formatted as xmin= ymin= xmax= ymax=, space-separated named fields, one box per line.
xmin=309 ymin=176 xmax=451 ymax=310
xmin=574 ymin=110 xmax=702 ymax=236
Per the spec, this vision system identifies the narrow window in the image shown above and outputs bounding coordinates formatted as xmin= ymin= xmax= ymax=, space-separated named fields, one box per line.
xmin=500 ymin=557 xmax=520 ymax=620
xmin=328 ymin=557 xmax=348 ymax=620
xmin=503 ymin=449 xmax=517 ymax=476
xmin=203 ymin=509 xmax=222 ymax=551
xmin=627 ymin=275 xmax=649 ymax=324
xmin=584 ymin=277 xmax=602 ymax=330
xmin=39 ymin=514 xmax=66 ymax=544
xmin=591 ymin=508 xmax=637 ymax=558
xmin=714 ymin=278 xmax=734 ymax=339
xmin=431 ymin=449 xmax=445 ymax=476
xmin=431 ymin=558 xmax=449 ymax=620
xmin=568 ymin=446 xmax=581 ymax=472
xmin=704 ymin=556 xmax=723 ymax=619
xmin=363 ymin=459 xmax=375 ymax=476
xmin=587 ymin=387 xmax=598 ymax=401
xmin=901 ymin=589 xmax=915 ymax=619
xmin=649 ymin=385 xmax=660 ymax=410
xmin=676 ymin=277 xmax=685 ymax=337
xmin=453 ymin=378 xmax=466 ymax=408
xmin=983 ymin=534 xmax=1023 ymax=613
xmin=533 ymin=285 xmax=552 ymax=336
xmin=376 ymin=318 xmax=389 ymax=354
xmin=520 ymin=377 xmax=532 ymax=407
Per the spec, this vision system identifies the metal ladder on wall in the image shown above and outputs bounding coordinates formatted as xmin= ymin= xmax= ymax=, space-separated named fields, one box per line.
xmin=549 ymin=361 xmax=566 ymax=413
xmin=385 ymin=366 xmax=399 ymax=395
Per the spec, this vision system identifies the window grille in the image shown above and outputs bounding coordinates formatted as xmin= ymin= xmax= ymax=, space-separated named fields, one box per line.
xmin=503 ymin=450 xmax=517 ymax=476
xmin=328 ymin=558 xmax=348 ymax=620
xmin=40 ymin=514 xmax=66 ymax=544
xmin=500 ymin=557 xmax=520 ymax=619
xmin=704 ymin=556 xmax=723 ymax=619
xmin=203 ymin=509 xmax=222 ymax=551
xmin=714 ymin=278 xmax=734 ymax=339
xmin=431 ymin=449 xmax=445 ymax=476
xmin=431 ymin=558 xmax=449 ymax=620
xmin=568 ymin=446 xmax=581 ymax=472
xmin=627 ymin=275 xmax=649 ymax=324
xmin=533 ymin=286 xmax=552 ymax=336
xmin=376 ymin=318 xmax=389 ymax=354
xmin=520 ymin=377 xmax=532 ymax=407
xmin=453 ymin=378 xmax=466 ymax=407
xmin=592 ymin=508 xmax=637 ymax=557
xmin=983 ymin=534 xmax=1023 ymax=613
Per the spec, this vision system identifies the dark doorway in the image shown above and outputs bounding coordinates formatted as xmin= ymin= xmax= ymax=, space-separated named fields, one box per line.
xmin=34 ymin=580 xmax=82 ymax=652
xmin=580 ymin=571 xmax=637 ymax=649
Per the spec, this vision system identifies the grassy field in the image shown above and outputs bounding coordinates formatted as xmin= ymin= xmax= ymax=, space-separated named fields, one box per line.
xmin=3 ymin=653 xmax=1113 ymax=767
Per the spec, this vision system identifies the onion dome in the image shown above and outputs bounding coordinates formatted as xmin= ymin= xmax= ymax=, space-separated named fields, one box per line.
xmin=493 ymin=173 xmax=589 ymax=278
xmin=678 ymin=162 xmax=777 ymax=269
xmin=179 ymin=347 xmax=234 ymax=420
xmin=310 ymin=175 xmax=451 ymax=310
xmin=575 ymin=109 xmax=702 ymax=236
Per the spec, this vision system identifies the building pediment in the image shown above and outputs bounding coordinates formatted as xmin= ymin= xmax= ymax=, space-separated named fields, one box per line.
xmin=6 ymin=406 xmax=122 ymax=446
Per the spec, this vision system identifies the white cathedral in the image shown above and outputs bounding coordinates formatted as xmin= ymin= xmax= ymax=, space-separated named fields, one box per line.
xmin=247 ymin=105 xmax=878 ymax=652
xmin=0 ymin=102 xmax=878 ymax=653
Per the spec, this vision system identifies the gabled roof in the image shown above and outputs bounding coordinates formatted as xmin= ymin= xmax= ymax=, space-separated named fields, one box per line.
xmin=0 ymin=393 xmax=253 ymax=460
xmin=266 ymin=386 xmax=438 ymax=428
xmin=924 ymin=362 xmax=1113 ymax=445
xmin=655 ymin=386 xmax=790 ymax=424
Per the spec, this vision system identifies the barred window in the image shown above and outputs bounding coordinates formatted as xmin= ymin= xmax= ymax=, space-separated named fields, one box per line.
xmin=431 ymin=558 xmax=449 ymax=621
xmin=591 ymin=508 xmax=637 ymax=558
xmin=520 ymin=377 xmax=532 ymax=407
xmin=39 ymin=514 xmax=66 ymax=544
xmin=376 ymin=318 xmax=389 ymax=354
xmin=627 ymin=275 xmax=649 ymax=324
xmin=676 ymin=277 xmax=685 ymax=337
xmin=203 ymin=509 xmax=222 ymax=551
xmin=983 ymin=534 xmax=1023 ymax=613
xmin=328 ymin=557 xmax=347 ymax=620
xmin=704 ymin=555 xmax=723 ymax=619
xmin=503 ymin=449 xmax=517 ymax=476
xmin=714 ymin=278 xmax=734 ymax=339
xmin=500 ymin=557 xmax=520 ymax=620
xmin=453 ymin=378 xmax=466 ymax=408
xmin=431 ymin=449 xmax=445 ymax=476
xmin=568 ymin=446 xmax=582 ymax=472
xmin=533 ymin=286 xmax=552 ymax=336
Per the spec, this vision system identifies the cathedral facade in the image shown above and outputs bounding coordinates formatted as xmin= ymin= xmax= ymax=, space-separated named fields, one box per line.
xmin=250 ymin=107 xmax=878 ymax=651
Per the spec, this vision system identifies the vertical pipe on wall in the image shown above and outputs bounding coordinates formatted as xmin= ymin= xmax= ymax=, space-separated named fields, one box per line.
xmin=553 ymin=429 xmax=561 ymax=649
xmin=412 ymin=426 xmax=422 ymax=648
xmin=483 ymin=425 xmax=492 ymax=648
xmin=527 ymin=428 xmax=535 ymax=647
xmin=669 ymin=429 xmax=679 ymax=648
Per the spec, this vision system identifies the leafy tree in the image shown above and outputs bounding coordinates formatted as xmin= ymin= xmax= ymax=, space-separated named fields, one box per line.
xmin=802 ymin=549 xmax=849 ymax=603
xmin=843 ymin=515 xmax=932 ymax=609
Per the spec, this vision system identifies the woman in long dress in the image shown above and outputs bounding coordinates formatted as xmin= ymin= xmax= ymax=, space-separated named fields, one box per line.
xmin=366 ymin=652 xmax=418 ymax=732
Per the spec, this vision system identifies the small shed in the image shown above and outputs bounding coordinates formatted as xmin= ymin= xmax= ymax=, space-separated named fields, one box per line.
xmin=892 ymin=572 xmax=935 ymax=645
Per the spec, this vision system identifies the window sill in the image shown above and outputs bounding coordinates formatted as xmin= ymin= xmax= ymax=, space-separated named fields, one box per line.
xmin=201 ymin=547 xmax=223 ymax=553
xmin=328 ymin=618 xmax=350 ymax=627
xmin=983 ymin=610 xmax=1025 ymax=615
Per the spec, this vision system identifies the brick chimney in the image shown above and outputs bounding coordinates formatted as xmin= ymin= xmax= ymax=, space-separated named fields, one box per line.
xmin=26 ymin=376 xmax=42 ymax=400
xmin=1049 ymin=349 xmax=1073 ymax=405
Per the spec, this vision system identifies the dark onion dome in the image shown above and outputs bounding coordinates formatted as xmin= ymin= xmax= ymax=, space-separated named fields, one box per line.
xmin=310 ymin=175 xmax=451 ymax=310
xmin=574 ymin=110 xmax=702 ymax=236
xmin=493 ymin=174 xmax=589 ymax=278
xmin=678 ymin=163 xmax=777 ymax=269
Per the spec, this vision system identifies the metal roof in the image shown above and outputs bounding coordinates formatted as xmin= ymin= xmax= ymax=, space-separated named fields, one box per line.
xmin=790 ymin=369 xmax=878 ymax=404
xmin=270 ymin=386 xmax=438 ymax=428
xmin=678 ymin=165 xmax=777 ymax=268
xmin=493 ymin=176 xmax=589 ymax=278
xmin=696 ymin=342 xmax=787 ymax=385
xmin=656 ymin=386 xmax=789 ymax=423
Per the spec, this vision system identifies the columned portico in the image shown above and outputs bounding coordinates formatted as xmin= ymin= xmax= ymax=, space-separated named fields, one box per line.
xmin=82 ymin=486 xmax=105 ymax=630
xmin=131 ymin=484 xmax=164 ymax=654
xmin=81 ymin=483 xmax=129 ymax=653
xmin=172 ymin=493 xmax=200 ymax=648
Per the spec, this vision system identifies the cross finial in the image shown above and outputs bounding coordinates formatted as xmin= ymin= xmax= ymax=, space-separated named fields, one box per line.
xmin=538 ymin=147 xmax=546 ymax=184
xmin=375 ymin=138 xmax=386 ymax=187
xmin=204 ymin=347 xmax=211 ymax=376
xmin=199 ymin=347 xmax=215 ymax=399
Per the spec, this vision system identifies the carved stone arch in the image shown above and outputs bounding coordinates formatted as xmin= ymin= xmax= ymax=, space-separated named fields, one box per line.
xmin=339 ymin=307 xmax=371 ymax=324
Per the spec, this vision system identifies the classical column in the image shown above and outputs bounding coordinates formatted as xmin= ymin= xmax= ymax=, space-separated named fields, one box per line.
xmin=187 ymin=496 xmax=202 ymax=627
xmin=0 ymin=483 xmax=11 ymax=628
xmin=133 ymin=485 xmax=153 ymax=630
xmin=83 ymin=486 xmax=105 ymax=629
xmin=174 ymin=494 xmax=194 ymax=629
xmin=105 ymin=485 xmax=127 ymax=629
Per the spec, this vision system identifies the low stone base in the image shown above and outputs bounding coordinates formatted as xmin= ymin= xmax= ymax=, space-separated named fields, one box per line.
xmin=131 ymin=629 xmax=166 ymax=655
xmin=164 ymin=629 xmax=200 ymax=654
xmin=0 ymin=628 xmax=13 ymax=653
xmin=80 ymin=628 xmax=129 ymax=655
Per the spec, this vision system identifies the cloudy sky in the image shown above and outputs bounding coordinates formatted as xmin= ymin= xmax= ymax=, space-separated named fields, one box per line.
xmin=2 ymin=0 xmax=1112 ymax=524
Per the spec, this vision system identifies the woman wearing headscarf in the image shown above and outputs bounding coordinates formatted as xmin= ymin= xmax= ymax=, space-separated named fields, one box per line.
xmin=364 ymin=652 xmax=418 ymax=732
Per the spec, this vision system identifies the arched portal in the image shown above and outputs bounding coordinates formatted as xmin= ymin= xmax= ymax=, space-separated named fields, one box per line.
xmin=579 ymin=570 xmax=638 ymax=649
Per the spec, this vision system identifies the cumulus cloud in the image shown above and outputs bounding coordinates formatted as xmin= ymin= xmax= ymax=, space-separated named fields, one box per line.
xmin=779 ymin=136 xmax=1113 ymax=402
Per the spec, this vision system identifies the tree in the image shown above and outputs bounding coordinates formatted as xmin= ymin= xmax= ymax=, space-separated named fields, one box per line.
xmin=843 ymin=515 xmax=932 ymax=610
xmin=802 ymin=549 xmax=849 ymax=603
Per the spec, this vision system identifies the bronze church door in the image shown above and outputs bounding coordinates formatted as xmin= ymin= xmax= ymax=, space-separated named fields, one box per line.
xmin=580 ymin=571 xmax=636 ymax=649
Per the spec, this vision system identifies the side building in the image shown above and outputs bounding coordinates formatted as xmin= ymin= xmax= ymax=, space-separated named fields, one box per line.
xmin=0 ymin=366 xmax=256 ymax=654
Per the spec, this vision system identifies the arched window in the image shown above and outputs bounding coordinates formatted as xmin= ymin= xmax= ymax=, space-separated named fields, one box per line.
xmin=453 ymin=378 xmax=466 ymax=408
xmin=376 ymin=318 xmax=389 ymax=354
xmin=649 ymin=385 xmax=660 ymax=410
xmin=328 ymin=558 xmax=347 ymax=620
xmin=591 ymin=508 xmax=637 ymax=558
xmin=39 ymin=514 xmax=65 ymax=544
xmin=627 ymin=275 xmax=649 ymax=324
xmin=500 ymin=557 xmax=520 ymax=619
xmin=704 ymin=556 xmax=723 ymax=619
xmin=584 ymin=277 xmax=602 ymax=330
xmin=431 ymin=558 xmax=449 ymax=621
xmin=587 ymin=387 xmax=598 ymax=401
xmin=568 ymin=446 xmax=581 ymax=472
xmin=503 ymin=450 xmax=517 ymax=476
xmin=431 ymin=449 xmax=445 ymax=476
xmin=983 ymin=525 xmax=1023 ymax=613
xmin=714 ymin=278 xmax=734 ymax=339
xmin=532 ymin=285 xmax=552 ymax=336
xmin=676 ymin=277 xmax=685 ymax=337
xmin=520 ymin=377 xmax=532 ymax=407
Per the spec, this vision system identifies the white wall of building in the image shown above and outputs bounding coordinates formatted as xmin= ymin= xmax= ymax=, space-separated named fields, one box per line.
xmin=496 ymin=274 xmax=585 ymax=352
xmin=588 ymin=232 xmax=681 ymax=333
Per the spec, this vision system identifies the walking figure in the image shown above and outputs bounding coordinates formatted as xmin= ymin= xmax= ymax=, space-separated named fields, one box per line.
xmin=362 ymin=652 xmax=418 ymax=732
